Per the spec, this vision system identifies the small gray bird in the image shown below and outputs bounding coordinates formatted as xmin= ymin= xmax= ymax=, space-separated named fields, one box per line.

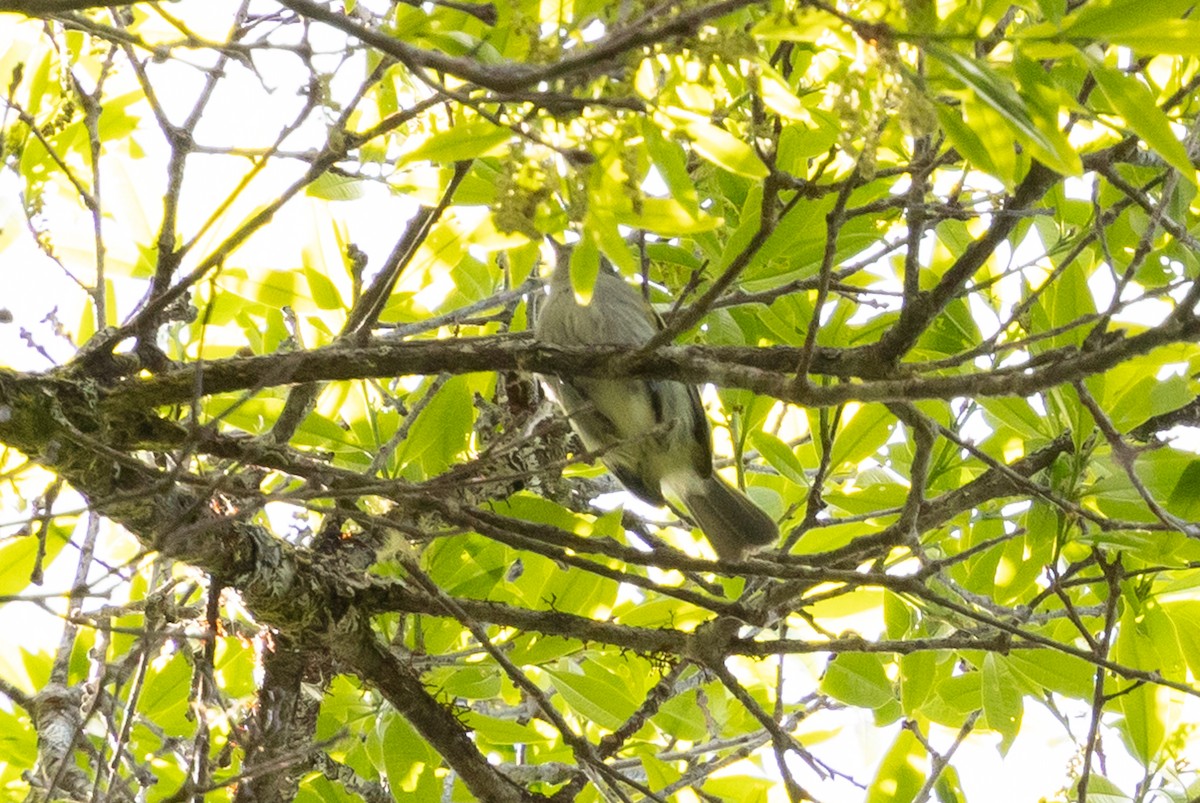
xmin=535 ymin=257 xmax=779 ymax=560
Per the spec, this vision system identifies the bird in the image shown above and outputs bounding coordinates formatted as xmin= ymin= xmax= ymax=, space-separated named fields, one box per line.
xmin=534 ymin=254 xmax=779 ymax=560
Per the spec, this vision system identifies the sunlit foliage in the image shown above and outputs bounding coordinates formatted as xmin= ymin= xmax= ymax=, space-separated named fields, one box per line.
xmin=1 ymin=0 xmax=1200 ymax=800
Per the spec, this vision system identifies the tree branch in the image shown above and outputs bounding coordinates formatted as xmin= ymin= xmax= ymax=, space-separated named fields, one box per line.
xmin=0 ymin=0 xmax=154 ymax=12
xmin=98 ymin=312 xmax=1200 ymax=413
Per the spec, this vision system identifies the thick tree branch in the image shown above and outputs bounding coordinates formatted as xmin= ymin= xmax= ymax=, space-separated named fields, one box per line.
xmin=277 ymin=0 xmax=763 ymax=93
xmin=235 ymin=634 xmax=327 ymax=803
xmin=869 ymin=161 xmax=1061 ymax=363
xmin=98 ymin=313 xmax=1200 ymax=413
xmin=330 ymin=617 xmax=547 ymax=803
xmin=0 ymin=372 xmax=544 ymax=802
xmin=0 ymin=0 xmax=152 ymax=12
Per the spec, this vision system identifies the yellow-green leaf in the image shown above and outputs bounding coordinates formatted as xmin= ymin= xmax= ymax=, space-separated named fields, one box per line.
xmin=1114 ymin=604 xmax=1167 ymax=764
xmin=568 ymin=234 xmax=601 ymax=304
xmin=927 ymin=42 xmax=1080 ymax=176
xmin=306 ymin=172 xmax=365 ymax=201
xmin=821 ymin=652 xmax=894 ymax=709
xmin=750 ymin=8 xmax=843 ymax=42
xmin=1103 ymin=21 xmax=1200 ymax=56
xmin=399 ymin=119 xmax=510 ymax=165
xmin=684 ymin=120 xmax=769 ymax=179
xmin=1059 ymin=0 xmax=1197 ymax=46
xmin=616 ymin=197 xmax=720 ymax=235
xmin=546 ymin=662 xmax=639 ymax=730
xmin=866 ymin=728 xmax=926 ymax=803
xmin=830 ymin=403 xmax=893 ymax=470
xmin=748 ymin=431 xmax=808 ymax=486
xmin=982 ymin=654 xmax=1023 ymax=753
xmin=1090 ymin=61 xmax=1196 ymax=184
xmin=0 ymin=531 xmax=67 ymax=598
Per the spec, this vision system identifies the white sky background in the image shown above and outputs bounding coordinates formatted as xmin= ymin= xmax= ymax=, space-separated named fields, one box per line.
xmin=1 ymin=4 xmax=1198 ymax=802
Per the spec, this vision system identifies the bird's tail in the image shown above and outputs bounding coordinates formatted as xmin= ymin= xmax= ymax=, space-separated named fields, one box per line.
xmin=670 ymin=472 xmax=779 ymax=561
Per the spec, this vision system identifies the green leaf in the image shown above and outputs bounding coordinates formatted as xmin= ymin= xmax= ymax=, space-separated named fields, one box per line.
xmin=0 ymin=529 xmax=67 ymax=597
xmin=1071 ymin=774 xmax=1133 ymax=803
xmin=926 ymin=41 xmax=1080 ymax=176
xmin=1059 ymin=0 xmax=1196 ymax=40
xmin=961 ymin=95 xmax=1018 ymax=188
xmin=304 ymin=265 xmax=344 ymax=310
xmin=718 ymin=183 xmax=765 ymax=269
xmin=561 ymin=235 xmax=599 ymax=305
xmin=1089 ymin=61 xmax=1196 ymax=184
xmin=982 ymin=654 xmax=1023 ymax=753
xmin=466 ymin=712 xmax=549 ymax=747
xmin=507 ymin=634 xmax=577 ymax=666
xmin=899 ymin=650 xmax=936 ymax=714
xmin=683 ymin=120 xmax=769 ymax=179
xmin=980 ymin=397 xmax=1052 ymax=443
xmin=640 ymin=752 xmax=683 ymax=791
xmin=1167 ymin=600 xmax=1200 ymax=679
xmin=95 ymin=90 xmax=141 ymax=142
xmin=934 ymin=763 xmax=968 ymax=803
xmin=884 ymin=590 xmax=913 ymax=639
xmin=306 ymin=172 xmax=365 ymax=201
xmin=642 ymin=120 xmax=700 ymax=212
xmin=758 ymin=68 xmax=810 ymax=121
xmin=1168 ymin=461 xmax=1200 ymax=522
xmin=829 ymin=404 xmax=893 ymax=470
xmin=776 ymin=116 xmax=839 ymax=174
xmin=655 ymin=688 xmax=710 ymax=742
xmin=993 ymin=503 xmax=1056 ymax=603
xmin=541 ymin=556 xmax=620 ymax=618
xmin=138 ymin=652 xmax=193 ymax=735
xmin=750 ymin=8 xmax=844 ymax=42
xmin=821 ymin=652 xmax=894 ymax=709
xmin=214 ymin=637 xmax=258 ymax=699
xmin=705 ymin=774 xmax=773 ymax=802
xmin=1005 ymin=649 xmax=1094 ymax=699
xmin=1100 ymin=21 xmax=1200 ymax=56
xmin=1143 ymin=601 xmax=1185 ymax=682
xmin=0 ymin=708 xmax=36 ymax=770
xmin=587 ymin=212 xmax=639 ymax=274
xmin=251 ymin=269 xmax=303 ymax=308
xmin=1029 ymin=0 xmax=1067 ymax=24
xmin=391 ymin=375 xmax=475 ymax=476
xmin=399 ymin=119 xmax=511 ymax=164
xmin=1114 ymin=604 xmax=1167 ymax=764
xmin=1104 ymin=370 xmax=1192 ymax=432
xmin=316 ymin=678 xmax=378 ymax=762
xmin=297 ymin=775 xmax=360 ymax=803
xmin=428 ymin=665 xmax=500 ymax=699
xmin=917 ymin=296 xmax=981 ymax=357
xmin=932 ymin=671 xmax=981 ymax=717
xmin=546 ymin=660 xmax=640 ymax=730
xmin=379 ymin=713 xmax=441 ymax=797
xmin=615 ymin=197 xmax=720 ymax=235
xmin=747 ymin=431 xmax=808 ymax=486
xmin=22 ymin=48 xmax=54 ymax=119
xmin=866 ymin=727 xmax=925 ymax=803
xmin=1090 ymin=449 xmax=1200 ymax=522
